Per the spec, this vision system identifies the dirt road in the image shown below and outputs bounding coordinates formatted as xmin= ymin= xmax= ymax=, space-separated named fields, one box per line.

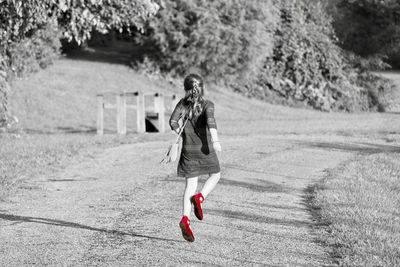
xmin=2 ymin=128 xmax=400 ymax=266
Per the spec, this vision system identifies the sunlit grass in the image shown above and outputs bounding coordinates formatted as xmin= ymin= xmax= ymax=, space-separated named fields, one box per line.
xmin=314 ymin=153 xmax=400 ymax=266
xmin=8 ymin=58 xmax=180 ymax=134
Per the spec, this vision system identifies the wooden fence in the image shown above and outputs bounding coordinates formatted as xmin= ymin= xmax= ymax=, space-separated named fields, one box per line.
xmin=96 ymin=91 xmax=179 ymax=135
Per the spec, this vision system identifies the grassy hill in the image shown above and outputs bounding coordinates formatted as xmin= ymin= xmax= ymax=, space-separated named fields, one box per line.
xmin=8 ymin=58 xmax=400 ymax=136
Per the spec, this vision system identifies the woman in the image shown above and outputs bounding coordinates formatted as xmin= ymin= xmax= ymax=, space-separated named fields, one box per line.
xmin=169 ymin=74 xmax=222 ymax=242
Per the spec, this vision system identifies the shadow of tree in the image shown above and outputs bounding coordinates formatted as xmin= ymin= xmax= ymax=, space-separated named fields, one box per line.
xmin=23 ymin=126 xmax=97 ymax=135
xmin=224 ymin=163 xmax=306 ymax=180
xmin=163 ymin=176 xmax=290 ymax=193
xmin=207 ymin=208 xmax=311 ymax=228
xmin=65 ymin=47 xmax=134 ymax=66
xmin=179 ymin=247 xmax=272 ymax=266
xmin=302 ymin=141 xmax=400 ymax=154
xmin=0 ymin=213 xmax=181 ymax=243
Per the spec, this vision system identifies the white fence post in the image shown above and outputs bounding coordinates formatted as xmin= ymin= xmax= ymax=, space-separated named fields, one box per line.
xmin=96 ymin=94 xmax=104 ymax=135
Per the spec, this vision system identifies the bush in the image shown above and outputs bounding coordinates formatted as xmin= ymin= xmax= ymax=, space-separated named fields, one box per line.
xmin=56 ymin=0 xmax=159 ymax=44
xmin=0 ymin=0 xmax=56 ymax=128
xmin=238 ymin=1 xmax=392 ymax=112
xmin=345 ymin=53 xmax=394 ymax=112
xmin=8 ymin=21 xmax=61 ymax=79
xmin=139 ymin=0 xmax=278 ymax=83
xmin=252 ymin=2 xmax=362 ymax=111
xmin=139 ymin=0 xmax=391 ymax=111
xmin=0 ymin=20 xmax=61 ymax=129
xmin=330 ymin=0 xmax=400 ymax=59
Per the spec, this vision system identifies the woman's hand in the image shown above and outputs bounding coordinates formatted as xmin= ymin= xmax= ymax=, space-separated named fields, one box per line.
xmin=213 ymin=141 xmax=222 ymax=152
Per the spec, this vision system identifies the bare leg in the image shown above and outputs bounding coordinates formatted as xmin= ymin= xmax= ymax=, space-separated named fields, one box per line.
xmin=200 ymin=172 xmax=221 ymax=198
xmin=183 ymin=176 xmax=198 ymax=217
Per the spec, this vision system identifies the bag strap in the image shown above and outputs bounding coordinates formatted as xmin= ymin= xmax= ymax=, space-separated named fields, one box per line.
xmin=159 ymin=112 xmax=190 ymax=164
xmin=173 ymin=115 xmax=189 ymax=144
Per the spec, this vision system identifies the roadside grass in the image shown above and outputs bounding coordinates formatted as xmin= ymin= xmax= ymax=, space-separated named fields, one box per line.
xmin=312 ymin=152 xmax=400 ymax=266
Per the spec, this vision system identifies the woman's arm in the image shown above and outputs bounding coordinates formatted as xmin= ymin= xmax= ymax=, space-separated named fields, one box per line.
xmin=206 ymin=101 xmax=221 ymax=152
xmin=169 ymin=100 xmax=182 ymax=134
xmin=210 ymin=128 xmax=221 ymax=152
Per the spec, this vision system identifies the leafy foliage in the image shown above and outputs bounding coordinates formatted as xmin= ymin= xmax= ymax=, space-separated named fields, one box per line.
xmin=56 ymin=0 xmax=159 ymax=44
xmin=254 ymin=2 xmax=366 ymax=111
xmin=0 ymin=0 xmax=159 ymax=128
xmin=0 ymin=0 xmax=53 ymax=128
xmin=138 ymin=0 xmax=391 ymax=111
xmin=139 ymin=0 xmax=278 ymax=83
xmin=8 ymin=22 xmax=61 ymax=78
xmin=330 ymin=0 xmax=400 ymax=67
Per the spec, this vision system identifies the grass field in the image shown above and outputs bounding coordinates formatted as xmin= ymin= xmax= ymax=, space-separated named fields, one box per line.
xmin=312 ymin=152 xmax=400 ymax=266
xmin=8 ymin=58 xmax=181 ymax=134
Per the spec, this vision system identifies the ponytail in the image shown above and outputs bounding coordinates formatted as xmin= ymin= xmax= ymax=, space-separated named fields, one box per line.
xmin=183 ymin=74 xmax=205 ymax=120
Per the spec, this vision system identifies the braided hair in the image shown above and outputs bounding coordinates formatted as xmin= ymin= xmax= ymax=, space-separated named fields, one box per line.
xmin=183 ymin=74 xmax=204 ymax=120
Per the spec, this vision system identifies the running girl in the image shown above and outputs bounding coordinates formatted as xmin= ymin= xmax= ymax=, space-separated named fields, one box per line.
xmin=169 ymin=74 xmax=221 ymax=242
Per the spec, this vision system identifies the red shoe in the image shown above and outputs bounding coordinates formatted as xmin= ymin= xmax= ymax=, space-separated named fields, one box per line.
xmin=179 ymin=216 xmax=195 ymax=242
xmin=192 ymin=193 xmax=204 ymax=220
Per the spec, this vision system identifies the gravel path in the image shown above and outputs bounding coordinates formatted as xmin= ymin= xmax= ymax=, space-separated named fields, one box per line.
xmin=3 ymin=131 xmax=397 ymax=266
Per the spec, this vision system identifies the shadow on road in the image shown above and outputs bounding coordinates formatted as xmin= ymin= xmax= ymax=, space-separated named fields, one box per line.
xmin=179 ymin=247 xmax=270 ymax=266
xmin=0 ymin=213 xmax=181 ymax=243
xmin=163 ymin=176 xmax=290 ymax=193
xmin=23 ymin=126 xmax=97 ymax=135
xmin=302 ymin=141 xmax=400 ymax=154
xmin=207 ymin=208 xmax=311 ymax=228
xmin=224 ymin=163 xmax=308 ymax=180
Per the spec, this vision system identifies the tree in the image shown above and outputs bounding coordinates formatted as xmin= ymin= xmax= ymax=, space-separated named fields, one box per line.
xmin=55 ymin=0 xmax=160 ymax=44
xmin=330 ymin=0 xmax=400 ymax=66
xmin=0 ymin=0 xmax=159 ymax=128
xmin=138 ymin=0 xmax=278 ymax=83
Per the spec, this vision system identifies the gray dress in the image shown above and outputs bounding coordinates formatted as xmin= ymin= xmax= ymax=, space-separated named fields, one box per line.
xmin=169 ymin=99 xmax=220 ymax=178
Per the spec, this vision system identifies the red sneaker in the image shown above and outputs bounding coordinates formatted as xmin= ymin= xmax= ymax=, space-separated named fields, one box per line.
xmin=192 ymin=193 xmax=204 ymax=220
xmin=179 ymin=216 xmax=195 ymax=242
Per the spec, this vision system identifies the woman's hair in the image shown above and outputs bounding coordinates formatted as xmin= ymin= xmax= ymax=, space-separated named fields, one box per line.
xmin=183 ymin=74 xmax=205 ymax=119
